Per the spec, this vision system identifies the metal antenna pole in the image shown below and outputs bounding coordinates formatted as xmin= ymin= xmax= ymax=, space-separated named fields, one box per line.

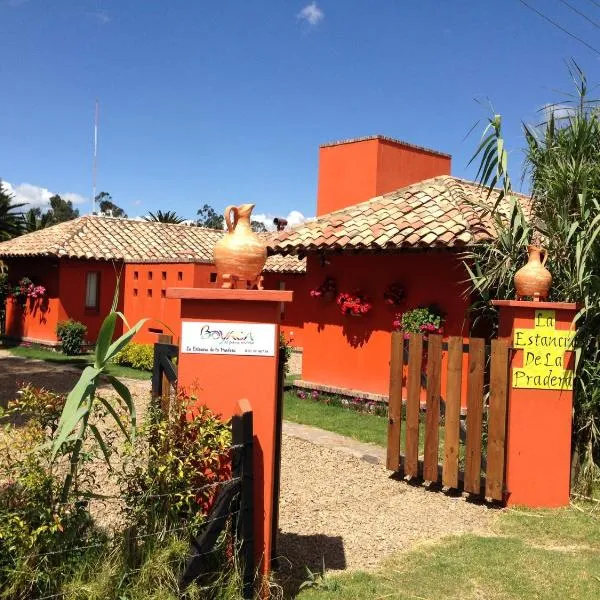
xmin=92 ymin=99 xmax=99 ymax=214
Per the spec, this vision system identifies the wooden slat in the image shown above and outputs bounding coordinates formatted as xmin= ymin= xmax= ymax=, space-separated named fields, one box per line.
xmin=423 ymin=334 xmax=442 ymax=482
xmin=486 ymin=338 xmax=510 ymax=501
xmin=464 ymin=337 xmax=485 ymax=495
xmin=386 ymin=331 xmax=404 ymax=471
xmin=443 ymin=336 xmax=463 ymax=489
xmin=405 ymin=333 xmax=423 ymax=478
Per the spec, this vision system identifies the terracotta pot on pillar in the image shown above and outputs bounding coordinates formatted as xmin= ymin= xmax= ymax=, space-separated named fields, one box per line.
xmin=514 ymin=245 xmax=552 ymax=301
xmin=213 ymin=203 xmax=267 ymax=289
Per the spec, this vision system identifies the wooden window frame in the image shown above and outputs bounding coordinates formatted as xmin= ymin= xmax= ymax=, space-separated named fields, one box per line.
xmin=84 ymin=271 xmax=101 ymax=314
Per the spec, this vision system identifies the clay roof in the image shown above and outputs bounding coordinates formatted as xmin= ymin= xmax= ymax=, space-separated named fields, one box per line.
xmin=269 ymin=175 xmax=530 ymax=255
xmin=0 ymin=215 xmax=306 ymax=273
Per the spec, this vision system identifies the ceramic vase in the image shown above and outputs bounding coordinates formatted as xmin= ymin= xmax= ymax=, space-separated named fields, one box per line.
xmin=514 ymin=245 xmax=552 ymax=301
xmin=213 ymin=203 xmax=267 ymax=289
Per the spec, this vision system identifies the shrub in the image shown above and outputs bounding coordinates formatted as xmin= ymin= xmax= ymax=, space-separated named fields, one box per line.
xmin=112 ymin=342 xmax=154 ymax=371
xmin=56 ymin=319 xmax=87 ymax=355
xmin=280 ymin=334 xmax=292 ymax=375
xmin=394 ymin=305 xmax=444 ymax=335
xmin=119 ymin=392 xmax=232 ymax=536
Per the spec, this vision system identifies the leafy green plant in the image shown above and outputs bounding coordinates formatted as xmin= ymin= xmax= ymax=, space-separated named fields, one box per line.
xmin=57 ymin=319 xmax=88 ymax=356
xmin=120 ymin=392 xmax=231 ymax=536
xmin=112 ymin=342 xmax=154 ymax=371
xmin=280 ymin=333 xmax=292 ymax=375
xmin=52 ymin=296 xmax=147 ymax=501
xmin=394 ymin=305 xmax=444 ymax=335
xmin=465 ymin=63 xmax=600 ymax=491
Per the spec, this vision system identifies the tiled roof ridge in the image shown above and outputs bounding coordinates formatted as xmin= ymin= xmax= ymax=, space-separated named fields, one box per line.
xmin=319 ymin=135 xmax=452 ymax=159
xmin=84 ymin=214 xmax=224 ymax=233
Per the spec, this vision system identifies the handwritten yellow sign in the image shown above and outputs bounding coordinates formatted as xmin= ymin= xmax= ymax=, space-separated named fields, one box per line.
xmin=512 ymin=309 xmax=575 ymax=390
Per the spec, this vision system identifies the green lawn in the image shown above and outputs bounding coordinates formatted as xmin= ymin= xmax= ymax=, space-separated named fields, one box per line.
xmin=5 ymin=345 xmax=152 ymax=380
xmin=283 ymin=391 xmax=443 ymax=453
xmin=297 ymin=505 xmax=600 ymax=600
xmin=283 ymin=391 xmax=389 ymax=446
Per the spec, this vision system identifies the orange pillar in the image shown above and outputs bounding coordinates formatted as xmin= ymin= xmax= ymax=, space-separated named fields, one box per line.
xmin=493 ymin=300 xmax=577 ymax=507
xmin=167 ymin=288 xmax=293 ymax=572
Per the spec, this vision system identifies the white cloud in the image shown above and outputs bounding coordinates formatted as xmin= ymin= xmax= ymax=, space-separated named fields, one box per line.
xmin=251 ymin=210 xmax=310 ymax=231
xmin=3 ymin=181 xmax=87 ymax=211
xmin=297 ymin=2 xmax=324 ymax=26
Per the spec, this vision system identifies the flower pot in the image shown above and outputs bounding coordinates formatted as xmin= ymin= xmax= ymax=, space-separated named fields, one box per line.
xmin=323 ymin=290 xmax=336 ymax=302
xmin=514 ymin=245 xmax=552 ymax=301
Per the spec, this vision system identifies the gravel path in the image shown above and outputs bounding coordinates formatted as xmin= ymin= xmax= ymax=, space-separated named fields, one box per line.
xmin=277 ymin=434 xmax=496 ymax=592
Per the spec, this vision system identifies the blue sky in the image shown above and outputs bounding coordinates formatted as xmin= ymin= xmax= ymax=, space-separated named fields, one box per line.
xmin=1 ymin=1 xmax=600 ymax=226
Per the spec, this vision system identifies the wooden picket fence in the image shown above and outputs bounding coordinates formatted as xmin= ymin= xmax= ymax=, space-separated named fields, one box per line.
xmin=386 ymin=332 xmax=510 ymax=502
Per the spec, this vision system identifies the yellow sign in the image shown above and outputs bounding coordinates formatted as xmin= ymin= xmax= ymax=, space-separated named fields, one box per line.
xmin=513 ymin=310 xmax=575 ymax=390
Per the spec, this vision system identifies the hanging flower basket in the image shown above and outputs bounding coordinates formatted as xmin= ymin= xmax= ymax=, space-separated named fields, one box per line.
xmin=336 ymin=291 xmax=373 ymax=317
xmin=11 ymin=277 xmax=47 ymax=307
xmin=393 ymin=305 xmax=444 ymax=338
xmin=310 ymin=276 xmax=337 ymax=302
xmin=383 ymin=282 xmax=406 ymax=307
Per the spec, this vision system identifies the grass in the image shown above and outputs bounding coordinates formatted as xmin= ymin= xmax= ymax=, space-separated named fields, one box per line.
xmin=5 ymin=344 xmax=152 ymax=380
xmin=283 ymin=391 xmax=444 ymax=453
xmin=283 ymin=390 xmax=388 ymax=447
xmin=297 ymin=505 xmax=600 ymax=600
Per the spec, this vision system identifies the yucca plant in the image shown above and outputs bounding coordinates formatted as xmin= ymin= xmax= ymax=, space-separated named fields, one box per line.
xmin=52 ymin=291 xmax=147 ymax=501
xmin=465 ymin=61 xmax=600 ymax=492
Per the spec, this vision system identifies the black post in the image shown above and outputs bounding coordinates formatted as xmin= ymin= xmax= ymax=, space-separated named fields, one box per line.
xmin=233 ymin=409 xmax=254 ymax=600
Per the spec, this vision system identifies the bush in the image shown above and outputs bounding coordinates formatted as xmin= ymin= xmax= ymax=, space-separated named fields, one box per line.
xmin=112 ymin=342 xmax=154 ymax=371
xmin=120 ymin=393 xmax=232 ymax=536
xmin=56 ymin=319 xmax=87 ymax=355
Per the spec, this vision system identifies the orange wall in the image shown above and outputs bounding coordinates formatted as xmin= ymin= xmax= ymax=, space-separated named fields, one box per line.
xmin=299 ymin=252 xmax=471 ymax=396
xmin=5 ymin=257 xmax=61 ymax=343
xmin=123 ymin=263 xmax=221 ymax=344
xmin=316 ymin=138 xmax=451 ymax=216
xmin=58 ymin=259 xmax=123 ymax=342
xmin=262 ymin=272 xmax=309 ymax=347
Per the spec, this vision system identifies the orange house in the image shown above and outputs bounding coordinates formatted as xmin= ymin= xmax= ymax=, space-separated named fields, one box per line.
xmin=268 ymin=135 xmax=521 ymax=401
xmin=0 ymin=216 xmax=304 ymax=346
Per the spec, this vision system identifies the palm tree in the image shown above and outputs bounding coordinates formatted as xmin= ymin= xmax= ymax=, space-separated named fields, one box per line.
xmin=143 ymin=210 xmax=186 ymax=224
xmin=22 ymin=207 xmax=53 ymax=232
xmin=0 ymin=180 xmax=24 ymax=241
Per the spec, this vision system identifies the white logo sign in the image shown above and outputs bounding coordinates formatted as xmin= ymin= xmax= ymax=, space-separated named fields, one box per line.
xmin=181 ymin=321 xmax=276 ymax=356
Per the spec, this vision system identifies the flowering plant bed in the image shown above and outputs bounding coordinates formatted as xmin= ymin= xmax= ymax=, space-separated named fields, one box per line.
xmin=294 ymin=387 xmax=388 ymax=417
xmin=383 ymin=282 xmax=406 ymax=307
xmin=393 ymin=305 xmax=445 ymax=337
xmin=11 ymin=277 xmax=47 ymax=306
xmin=309 ymin=276 xmax=337 ymax=301
xmin=336 ymin=291 xmax=373 ymax=316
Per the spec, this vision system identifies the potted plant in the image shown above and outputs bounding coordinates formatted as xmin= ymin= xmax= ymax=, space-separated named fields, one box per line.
xmin=336 ymin=291 xmax=373 ymax=317
xmin=393 ymin=305 xmax=444 ymax=337
xmin=11 ymin=277 xmax=47 ymax=308
xmin=383 ymin=282 xmax=406 ymax=307
xmin=310 ymin=276 xmax=337 ymax=302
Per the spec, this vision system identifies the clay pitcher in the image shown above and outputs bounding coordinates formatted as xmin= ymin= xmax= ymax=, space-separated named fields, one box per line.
xmin=514 ymin=245 xmax=552 ymax=301
xmin=213 ymin=203 xmax=267 ymax=289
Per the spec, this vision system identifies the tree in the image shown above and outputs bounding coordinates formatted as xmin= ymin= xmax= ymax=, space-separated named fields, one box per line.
xmin=465 ymin=63 xmax=600 ymax=492
xmin=251 ymin=220 xmax=268 ymax=233
xmin=96 ymin=191 xmax=127 ymax=218
xmin=22 ymin=207 xmax=52 ymax=232
xmin=47 ymin=194 xmax=79 ymax=224
xmin=196 ymin=204 xmax=224 ymax=229
xmin=0 ymin=180 xmax=24 ymax=241
xmin=143 ymin=210 xmax=186 ymax=224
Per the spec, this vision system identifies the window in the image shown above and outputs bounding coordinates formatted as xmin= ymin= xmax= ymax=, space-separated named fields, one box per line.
xmin=147 ymin=289 xmax=153 ymax=298
xmin=85 ymin=272 xmax=100 ymax=310
xmin=133 ymin=271 xmax=139 ymax=280
xmin=162 ymin=271 xmax=167 ymax=281
xmin=209 ymin=272 xmax=217 ymax=283
xmin=148 ymin=271 xmax=153 ymax=281
xmin=160 ymin=289 xmax=166 ymax=298
xmin=178 ymin=271 xmax=183 ymax=281
xmin=133 ymin=288 xmax=138 ymax=297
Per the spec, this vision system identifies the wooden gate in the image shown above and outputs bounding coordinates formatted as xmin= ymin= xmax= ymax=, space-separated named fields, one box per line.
xmin=386 ymin=332 xmax=510 ymax=502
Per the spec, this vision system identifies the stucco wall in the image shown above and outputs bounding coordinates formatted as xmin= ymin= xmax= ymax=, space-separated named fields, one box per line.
xmin=298 ymin=252 xmax=471 ymax=396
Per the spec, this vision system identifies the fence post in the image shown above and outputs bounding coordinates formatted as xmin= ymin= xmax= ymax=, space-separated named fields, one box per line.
xmin=232 ymin=405 xmax=254 ymax=600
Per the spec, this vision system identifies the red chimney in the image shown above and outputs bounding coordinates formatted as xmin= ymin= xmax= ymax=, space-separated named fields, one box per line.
xmin=316 ymin=135 xmax=452 ymax=216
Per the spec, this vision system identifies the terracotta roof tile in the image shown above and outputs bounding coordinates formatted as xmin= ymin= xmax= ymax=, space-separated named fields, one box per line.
xmin=0 ymin=215 xmax=307 ymax=274
xmin=268 ymin=175 xmax=531 ymax=255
